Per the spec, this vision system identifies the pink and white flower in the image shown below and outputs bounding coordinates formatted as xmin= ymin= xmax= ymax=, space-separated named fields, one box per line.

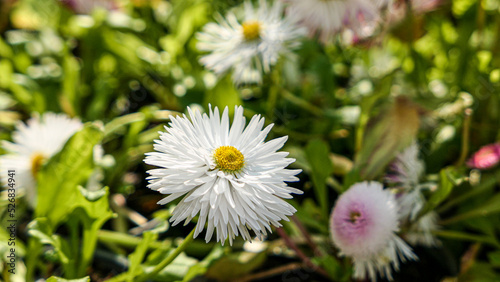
xmin=283 ymin=0 xmax=392 ymax=43
xmin=330 ymin=181 xmax=416 ymax=281
xmin=467 ymin=143 xmax=500 ymax=170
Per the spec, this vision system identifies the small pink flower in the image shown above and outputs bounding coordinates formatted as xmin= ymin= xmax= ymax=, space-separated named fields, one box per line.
xmin=467 ymin=143 xmax=500 ymax=170
xmin=330 ymin=181 xmax=416 ymax=281
xmin=61 ymin=0 xmax=117 ymax=14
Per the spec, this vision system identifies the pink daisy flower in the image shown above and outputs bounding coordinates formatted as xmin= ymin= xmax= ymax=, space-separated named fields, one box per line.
xmin=330 ymin=181 xmax=416 ymax=281
xmin=467 ymin=143 xmax=500 ymax=170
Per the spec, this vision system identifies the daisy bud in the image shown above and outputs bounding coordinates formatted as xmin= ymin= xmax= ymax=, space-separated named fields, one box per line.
xmin=467 ymin=143 xmax=500 ymax=170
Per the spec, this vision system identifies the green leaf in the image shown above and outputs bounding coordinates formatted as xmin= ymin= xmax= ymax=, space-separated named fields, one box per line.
xmin=144 ymin=251 xmax=199 ymax=281
xmin=35 ymin=123 xmax=104 ymax=227
xmin=441 ymin=192 xmax=500 ymax=225
xmin=305 ymin=139 xmax=333 ymax=217
xmin=460 ymin=262 xmax=500 ymax=282
xmin=182 ymin=245 xmax=225 ymax=282
xmin=204 ymin=76 xmax=242 ymax=114
xmin=420 ymin=167 xmax=455 ymax=216
xmin=70 ymin=186 xmax=114 ymax=276
xmin=46 ymin=276 xmax=90 ymax=282
xmin=28 ymin=218 xmax=71 ymax=266
xmin=342 ymin=168 xmax=362 ymax=191
xmin=126 ymin=232 xmax=158 ymax=282
xmin=61 ymin=55 xmax=81 ymax=116
xmin=432 ymin=230 xmax=500 ymax=247
xmin=205 ymin=250 xmax=267 ymax=281
xmin=313 ymin=256 xmax=342 ymax=280
xmin=488 ymin=251 xmax=500 ymax=267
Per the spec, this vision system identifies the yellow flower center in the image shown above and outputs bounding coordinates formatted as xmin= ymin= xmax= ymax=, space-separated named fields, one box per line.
xmin=213 ymin=146 xmax=245 ymax=172
xmin=242 ymin=20 xmax=261 ymax=41
xmin=31 ymin=153 xmax=46 ymax=178
xmin=349 ymin=211 xmax=361 ymax=224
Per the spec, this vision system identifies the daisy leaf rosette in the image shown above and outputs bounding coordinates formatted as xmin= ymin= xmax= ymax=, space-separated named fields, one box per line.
xmin=196 ymin=0 xmax=305 ymax=84
xmin=144 ymin=105 xmax=302 ymax=245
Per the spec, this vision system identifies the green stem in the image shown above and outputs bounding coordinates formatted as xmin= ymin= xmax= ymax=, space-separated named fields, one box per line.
xmin=98 ymin=230 xmax=172 ymax=250
xmin=25 ymin=238 xmax=41 ymax=282
xmin=66 ymin=221 xmax=79 ymax=278
xmin=137 ymin=228 xmax=196 ymax=282
xmin=455 ymin=109 xmax=472 ymax=167
xmin=354 ymin=109 xmax=370 ymax=155
xmin=433 ymin=230 xmax=500 ymax=248
xmin=77 ymin=224 xmax=100 ymax=277
xmin=279 ymin=89 xmax=323 ymax=117
xmin=103 ymin=110 xmax=181 ymax=139
xmin=437 ymin=170 xmax=500 ymax=213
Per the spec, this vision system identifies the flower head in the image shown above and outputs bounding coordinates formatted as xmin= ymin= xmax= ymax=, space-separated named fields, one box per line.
xmin=144 ymin=105 xmax=302 ymax=245
xmin=330 ymin=181 xmax=416 ymax=281
xmin=196 ymin=0 xmax=305 ymax=84
xmin=406 ymin=211 xmax=440 ymax=247
xmin=386 ymin=142 xmax=425 ymax=220
xmin=385 ymin=143 xmax=440 ymax=246
xmin=386 ymin=142 xmax=424 ymax=189
xmin=467 ymin=143 xmax=500 ymax=170
xmin=284 ymin=0 xmax=391 ymax=43
xmin=0 ymin=113 xmax=83 ymax=206
xmin=62 ymin=0 xmax=117 ymax=14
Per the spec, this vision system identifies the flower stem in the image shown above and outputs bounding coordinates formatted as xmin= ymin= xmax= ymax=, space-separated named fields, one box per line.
xmin=137 ymin=227 xmax=196 ymax=282
xmin=275 ymin=227 xmax=330 ymax=279
xmin=238 ymin=262 xmax=305 ymax=282
xmin=291 ymin=215 xmax=324 ymax=257
xmin=455 ymin=108 xmax=472 ymax=167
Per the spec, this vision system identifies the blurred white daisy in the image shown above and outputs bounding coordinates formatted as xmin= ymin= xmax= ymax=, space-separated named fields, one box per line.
xmin=330 ymin=181 xmax=416 ymax=281
xmin=144 ymin=105 xmax=302 ymax=245
xmin=196 ymin=0 xmax=305 ymax=84
xmin=0 ymin=113 xmax=83 ymax=206
xmin=386 ymin=142 xmax=425 ymax=220
xmin=386 ymin=142 xmax=440 ymax=246
xmin=284 ymin=0 xmax=391 ymax=43
xmin=406 ymin=211 xmax=440 ymax=246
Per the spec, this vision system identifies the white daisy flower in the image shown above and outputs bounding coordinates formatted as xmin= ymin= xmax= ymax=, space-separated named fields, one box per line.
xmin=284 ymin=0 xmax=391 ymax=43
xmin=406 ymin=211 xmax=440 ymax=247
xmin=144 ymin=105 xmax=302 ymax=245
xmin=386 ymin=142 xmax=440 ymax=246
xmin=386 ymin=142 xmax=425 ymax=220
xmin=196 ymin=0 xmax=305 ymax=84
xmin=386 ymin=142 xmax=424 ymax=190
xmin=0 ymin=113 xmax=83 ymax=206
xmin=330 ymin=181 xmax=416 ymax=281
